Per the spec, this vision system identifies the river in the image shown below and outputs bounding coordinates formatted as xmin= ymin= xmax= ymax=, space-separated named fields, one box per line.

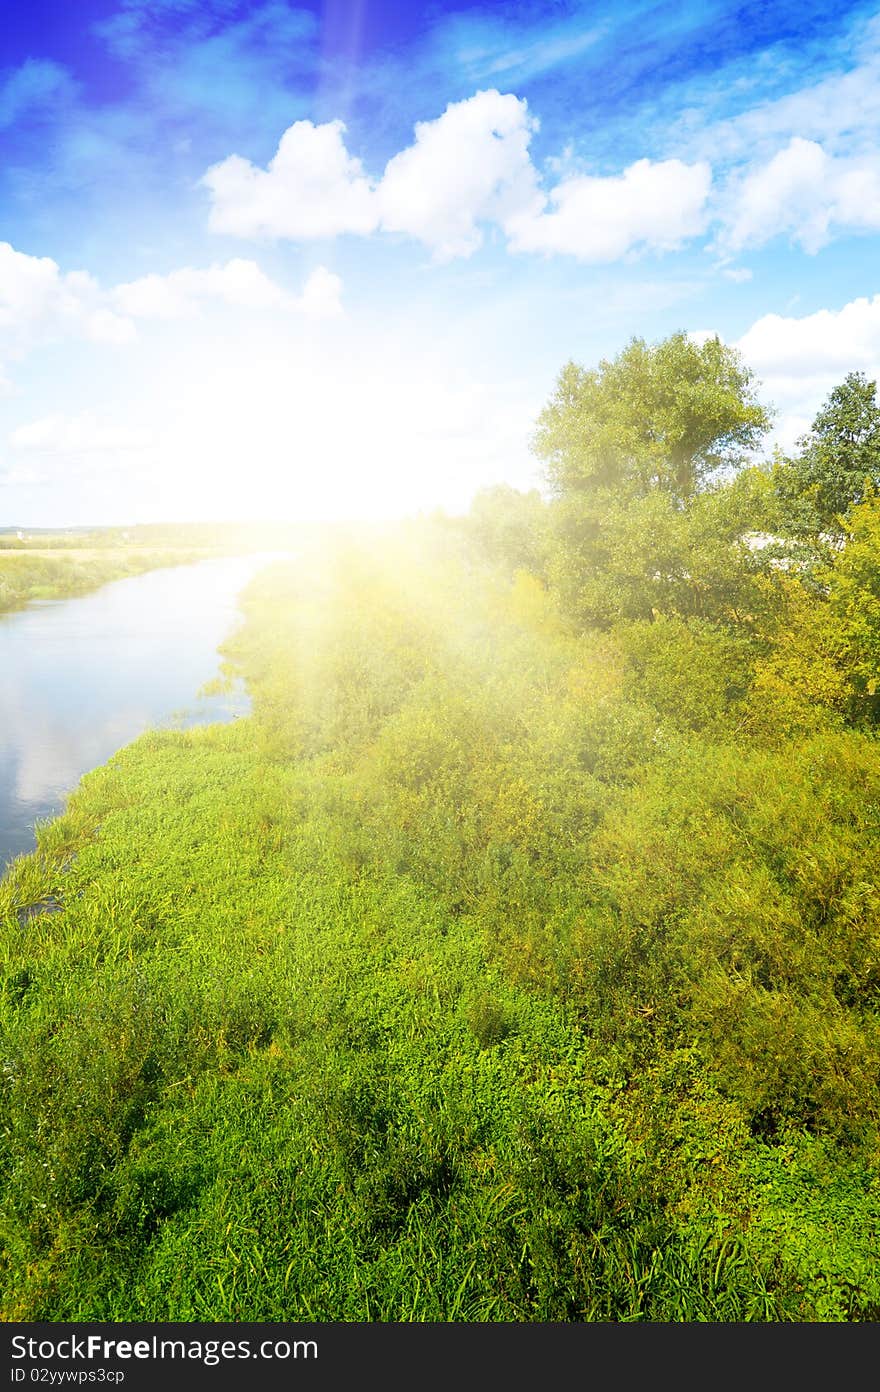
xmin=0 ymin=554 xmax=273 ymax=868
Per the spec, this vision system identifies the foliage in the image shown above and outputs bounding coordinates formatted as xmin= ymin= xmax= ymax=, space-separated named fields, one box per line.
xmin=533 ymin=332 xmax=770 ymax=502
xmin=0 ymin=549 xmax=214 ymax=614
xmin=3 ymin=341 xmax=880 ymax=1322
xmin=544 ymin=467 xmax=779 ymax=631
xmin=827 ymin=497 xmax=880 ymax=719
xmin=774 ymin=372 xmax=880 ymax=541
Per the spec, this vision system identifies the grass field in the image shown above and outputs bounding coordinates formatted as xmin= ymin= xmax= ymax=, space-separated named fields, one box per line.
xmin=1 ymin=531 xmax=878 ymax=1321
xmin=0 ymin=547 xmax=223 ymax=613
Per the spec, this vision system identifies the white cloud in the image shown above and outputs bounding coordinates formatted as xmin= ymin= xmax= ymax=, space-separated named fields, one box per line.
xmin=665 ymin=20 xmax=880 ymax=258
xmin=0 ymin=242 xmax=135 ymax=355
xmin=114 ymin=257 xmax=303 ymax=318
xmin=738 ymin=293 xmax=880 ymax=378
xmin=688 ymin=294 xmax=880 ymax=449
xmin=721 ymin=137 xmax=880 ymax=253
xmin=693 ymin=22 xmax=880 ymax=166
xmin=202 ymin=91 xmax=540 ymax=260
xmin=479 ymin=28 xmax=602 ymax=83
xmin=200 ymin=90 xmax=711 ymax=264
xmin=735 ymin=292 xmax=880 ymax=448
xmin=379 ymin=90 xmax=541 ymax=260
xmin=294 ymin=266 xmax=344 ymax=318
xmin=0 ymin=242 xmax=135 ymax=390
xmin=202 ymin=119 xmax=379 ymax=240
xmin=85 ymin=308 xmax=138 ymax=344
xmin=112 ymin=273 xmax=195 ymax=320
xmin=506 ymin=157 xmax=711 ymax=261
xmin=0 ymin=243 xmax=341 ymax=390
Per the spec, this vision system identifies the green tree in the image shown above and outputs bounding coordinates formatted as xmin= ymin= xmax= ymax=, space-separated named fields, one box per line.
xmin=546 ymin=468 xmax=779 ymax=631
xmin=828 ymin=496 xmax=880 ymax=720
xmin=745 ymin=495 xmax=880 ymax=736
xmin=534 ymin=331 xmax=771 ymax=503
xmin=774 ymin=372 xmax=880 ymax=540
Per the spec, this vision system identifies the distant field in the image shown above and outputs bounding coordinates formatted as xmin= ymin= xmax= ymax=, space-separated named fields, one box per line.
xmin=0 ymin=546 xmax=218 ymax=613
xmin=14 ymin=546 xmax=219 ymax=560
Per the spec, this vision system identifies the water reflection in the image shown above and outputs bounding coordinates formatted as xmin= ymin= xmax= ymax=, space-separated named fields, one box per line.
xmin=0 ymin=554 xmax=272 ymax=867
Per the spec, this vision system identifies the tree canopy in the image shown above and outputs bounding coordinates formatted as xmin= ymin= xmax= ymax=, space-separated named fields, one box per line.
xmin=774 ymin=371 xmax=880 ymax=540
xmin=533 ymin=331 xmax=771 ymax=503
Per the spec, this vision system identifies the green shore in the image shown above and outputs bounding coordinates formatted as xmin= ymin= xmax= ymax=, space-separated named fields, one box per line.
xmin=3 ymin=341 xmax=879 ymax=1321
xmin=0 ymin=547 xmax=227 ymax=615
xmin=2 ymin=523 xmax=878 ymax=1321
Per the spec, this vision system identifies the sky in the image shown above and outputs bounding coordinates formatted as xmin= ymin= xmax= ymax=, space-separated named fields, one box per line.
xmin=2 ymin=0 xmax=880 ymax=525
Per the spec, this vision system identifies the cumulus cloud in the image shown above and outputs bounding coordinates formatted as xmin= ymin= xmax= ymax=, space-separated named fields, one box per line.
xmin=735 ymin=293 xmax=880 ymax=447
xmin=378 ymin=90 xmax=541 ymax=260
xmin=721 ymin=137 xmax=880 ymax=253
xmin=0 ymin=241 xmax=135 ymax=390
xmin=689 ymin=295 xmax=880 ymax=448
xmin=506 ymin=157 xmax=711 ymax=261
xmin=202 ymin=91 xmax=540 ymax=259
xmin=114 ymin=257 xmax=297 ymax=317
xmin=294 ymin=266 xmax=344 ymax=318
xmin=200 ymin=89 xmax=711 ymax=263
xmin=0 ymin=243 xmax=341 ymax=387
xmin=114 ymin=258 xmax=343 ymax=320
xmin=212 ymin=33 xmax=875 ymax=266
xmin=738 ymin=293 xmax=880 ymax=379
xmin=202 ymin=119 xmax=378 ymax=239
xmin=0 ymin=242 xmax=135 ymax=351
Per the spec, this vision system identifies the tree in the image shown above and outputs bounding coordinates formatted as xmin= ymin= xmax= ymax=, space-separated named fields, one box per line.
xmin=774 ymin=372 xmax=880 ymax=540
xmin=545 ymin=466 xmax=780 ymax=631
xmin=827 ymin=495 xmax=880 ymax=721
xmin=533 ymin=331 xmax=771 ymax=503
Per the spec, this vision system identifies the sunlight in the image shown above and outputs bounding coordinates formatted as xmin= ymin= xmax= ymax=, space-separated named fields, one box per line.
xmin=3 ymin=0 xmax=879 ymax=1339
xmin=123 ymin=315 xmax=539 ymax=523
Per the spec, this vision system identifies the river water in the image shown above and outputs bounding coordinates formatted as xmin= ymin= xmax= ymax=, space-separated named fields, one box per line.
xmin=0 ymin=554 xmax=273 ymax=868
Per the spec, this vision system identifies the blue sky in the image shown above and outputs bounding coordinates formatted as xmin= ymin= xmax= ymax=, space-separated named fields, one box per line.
xmin=3 ymin=0 xmax=880 ymax=524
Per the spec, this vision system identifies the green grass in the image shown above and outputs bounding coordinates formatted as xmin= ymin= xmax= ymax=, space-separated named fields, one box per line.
xmin=0 ymin=549 xmax=221 ymax=614
xmin=1 ymin=534 xmax=878 ymax=1321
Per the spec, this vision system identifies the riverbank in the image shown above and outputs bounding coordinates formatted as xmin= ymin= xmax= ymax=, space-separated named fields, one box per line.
xmin=0 ymin=547 xmax=229 ymax=614
xmin=0 ymin=553 xmax=268 ymax=868
xmin=2 ymin=525 xmax=878 ymax=1321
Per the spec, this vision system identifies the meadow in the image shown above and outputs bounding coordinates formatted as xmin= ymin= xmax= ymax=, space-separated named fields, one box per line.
xmin=0 ymin=521 xmax=304 ymax=613
xmin=0 ymin=548 xmax=218 ymax=614
xmin=1 ymin=336 xmax=879 ymax=1321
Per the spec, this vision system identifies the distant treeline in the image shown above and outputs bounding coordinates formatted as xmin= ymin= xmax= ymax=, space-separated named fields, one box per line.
xmin=0 ymin=521 xmax=312 ymax=551
xmin=0 ymin=548 xmax=209 ymax=614
xmin=0 ymin=521 xmax=306 ymax=612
